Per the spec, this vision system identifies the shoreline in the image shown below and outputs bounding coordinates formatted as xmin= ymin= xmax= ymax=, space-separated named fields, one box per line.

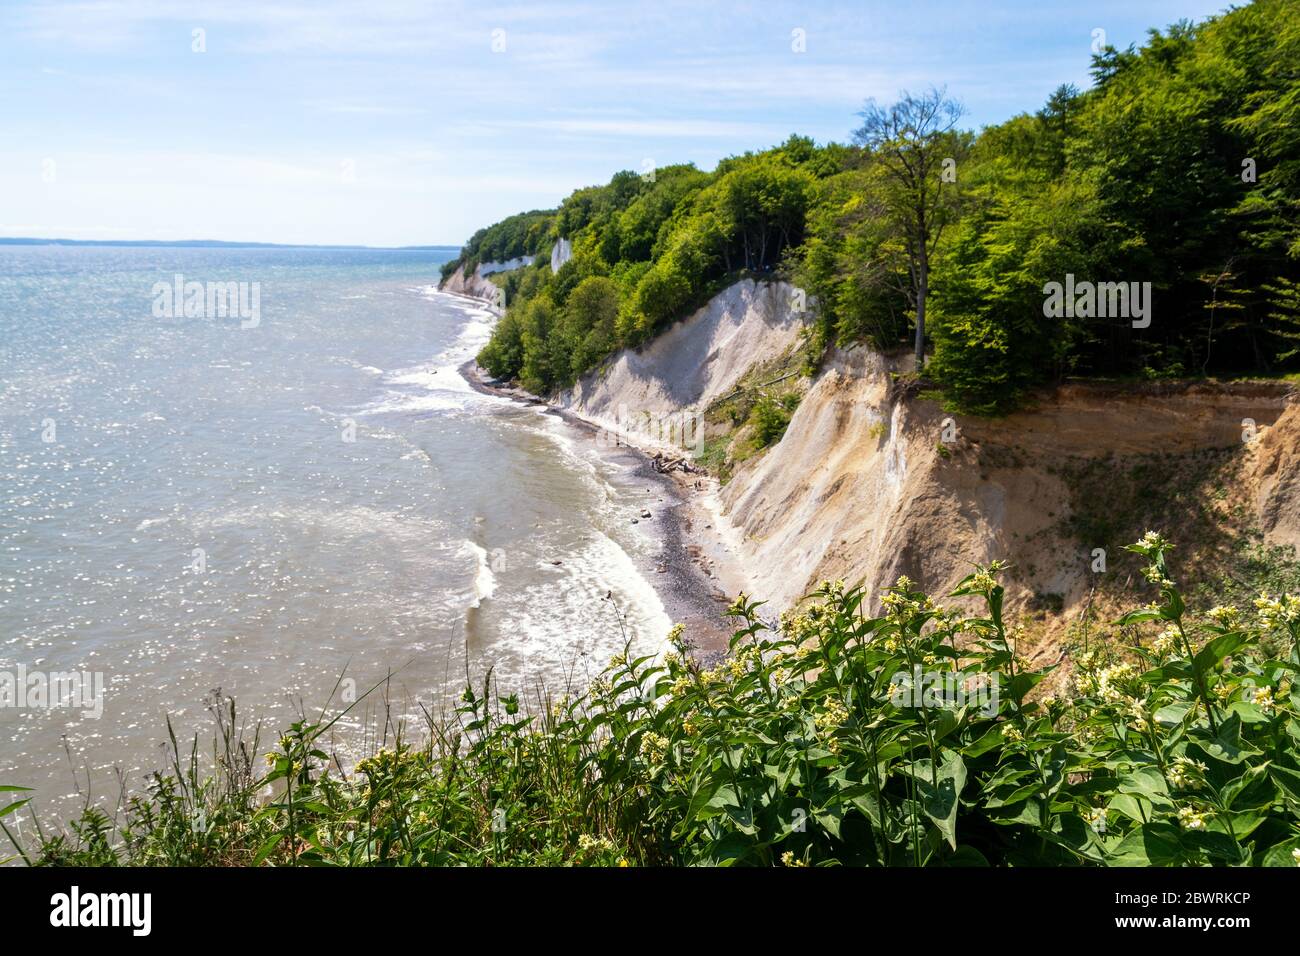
xmin=457 ymin=357 xmax=742 ymax=661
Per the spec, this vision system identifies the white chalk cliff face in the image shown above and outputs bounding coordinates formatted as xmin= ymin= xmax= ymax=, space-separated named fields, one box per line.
xmin=440 ymin=261 xmax=525 ymax=312
xmin=440 ymin=255 xmax=542 ymax=311
xmin=556 ymin=278 xmax=1300 ymax=618
xmin=550 ymin=237 xmax=573 ymax=273
xmin=557 ymin=279 xmax=806 ymax=452
xmin=723 ymin=356 xmax=1299 ymax=614
xmin=478 ymin=256 xmax=533 ymax=276
xmin=441 ymin=263 xmax=495 ymax=300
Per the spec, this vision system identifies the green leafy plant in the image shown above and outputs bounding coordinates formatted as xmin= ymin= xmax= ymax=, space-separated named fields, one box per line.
xmin=10 ymin=534 xmax=1300 ymax=867
xmin=746 ymin=392 xmax=800 ymax=450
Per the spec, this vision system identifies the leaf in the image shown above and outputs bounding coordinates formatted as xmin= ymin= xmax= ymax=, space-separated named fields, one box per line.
xmin=964 ymin=724 xmax=1005 ymax=757
xmin=1193 ymin=631 xmax=1252 ymax=677
xmin=1184 ymin=828 xmax=1248 ymax=865
xmin=1153 ymin=701 xmax=1193 ymax=726
xmin=252 ymin=832 xmax=285 ymax=865
xmin=683 ymin=778 xmax=725 ymax=822
xmin=926 ymin=706 xmax=960 ymax=741
xmin=1219 ymin=762 xmax=1271 ymax=809
xmin=1165 ymin=588 xmax=1185 ymax=621
xmin=812 ymin=805 xmax=844 ymax=839
xmin=1116 ymin=609 xmax=1163 ymax=626
xmin=1226 ymin=701 xmax=1271 ymax=724
xmin=906 ymin=750 xmax=967 ymax=849
xmin=722 ymin=804 xmax=758 ymax=835
xmin=1269 ymin=764 xmax=1300 ymax=803
xmin=0 ymin=798 xmax=31 ymax=819
xmin=1117 ymin=765 xmax=1173 ymax=807
xmin=1008 ymin=669 xmax=1053 ymax=703
xmin=1108 ymin=822 xmax=1185 ymax=866
xmin=942 ymin=845 xmax=990 ymax=866
xmin=706 ymin=785 xmax=741 ymax=810
xmin=705 ymin=832 xmax=759 ymax=866
xmin=764 ymin=762 xmax=802 ymax=790
xmin=1108 ymin=792 xmax=1155 ymax=825
xmin=1259 ymin=840 xmax=1300 ymax=867
xmin=1142 ymin=661 xmax=1191 ymax=683
xmin=1194 ymin=714 xmax=1260 ymax=765
xmin=988 ymin=799 xmax=1043 ymax=826
xmin=985 ymin=777 xmax=1045 ymax=808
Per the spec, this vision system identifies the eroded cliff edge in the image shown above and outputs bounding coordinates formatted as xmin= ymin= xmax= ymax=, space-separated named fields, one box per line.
xmin=552 ymin=278 xmax=1300 ymax=629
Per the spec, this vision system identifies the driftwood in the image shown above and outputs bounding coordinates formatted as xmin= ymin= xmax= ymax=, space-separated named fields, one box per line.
xmin=651 ymin=452 xmax=705 ymax=475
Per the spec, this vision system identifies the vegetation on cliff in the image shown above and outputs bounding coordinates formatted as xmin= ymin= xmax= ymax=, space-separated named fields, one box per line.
xmin=10 ymin=534 xmax=1300 ymax=867
xmin=453 ymin=0 xmax=1299 ymax=413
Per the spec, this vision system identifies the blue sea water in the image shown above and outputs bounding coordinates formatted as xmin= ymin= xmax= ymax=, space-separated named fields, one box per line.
xmin=0 ymin=245 xmax=670 ymax=816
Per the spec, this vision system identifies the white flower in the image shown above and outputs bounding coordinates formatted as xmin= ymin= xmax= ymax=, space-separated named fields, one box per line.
xmin=578 ymin=834 xmax=614 ymax=854
xmin=1177 ymin=806 xmax=1209 ymax=830
xmin=1255 ymin=594 xmax=1300 ymax=630
xmin=1166 ymin=756 xmax=1207 ymax=791
xmin=1138 ymin=530 xmax=1168 ymax=550
xmin=1152 ymin=627 xmax=1179 ymax=656
xmin=1141 ymin=565 xmax=1174 ymax=589
xmin=639 ymin=732 xmax=669 ymax=763
xmin=1095 ymin=661 xmax=1137 ymax=703
xmin=1125 ymin=698 xmax=1150 ymax=733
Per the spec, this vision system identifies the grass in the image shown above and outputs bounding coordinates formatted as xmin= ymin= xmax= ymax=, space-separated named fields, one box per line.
xmin=6 ymin=534 xmax=1300 ymax=867
xmin=697 ymin=434 xmax=733 ymax=482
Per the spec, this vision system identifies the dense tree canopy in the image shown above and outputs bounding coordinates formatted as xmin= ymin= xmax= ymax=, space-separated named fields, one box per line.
xmin=461 ymin=0 xmax=1300 ymax=409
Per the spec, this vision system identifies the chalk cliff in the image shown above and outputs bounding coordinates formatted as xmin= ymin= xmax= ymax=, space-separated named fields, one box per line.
xmin=554 ymin=279 xmax=1300 ymax=622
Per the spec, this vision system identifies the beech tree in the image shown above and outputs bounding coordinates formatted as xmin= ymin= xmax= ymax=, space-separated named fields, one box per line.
xmin=853 ymin=87 xmax=968 ymax=369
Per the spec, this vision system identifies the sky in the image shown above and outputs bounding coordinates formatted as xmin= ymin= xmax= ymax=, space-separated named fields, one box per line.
xmin=0 ymin=0 xmax=1231 ymax=248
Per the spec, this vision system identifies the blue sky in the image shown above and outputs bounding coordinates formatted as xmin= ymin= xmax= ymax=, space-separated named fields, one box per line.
xmin=0 ymin=1 xmax=1230 ymax=247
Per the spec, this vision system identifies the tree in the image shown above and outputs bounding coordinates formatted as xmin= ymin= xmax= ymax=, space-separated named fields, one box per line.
xmin=564 ymin=276 xmax=621 ymax=377
xmin=707 ymin=158 xmax=814 ymax=272
xmin=928 ymin=177 xmax=1104 ymax=414
xmin=852 ymin=87 xmax=968 ymax=369
xmin=796 ymin=170 xmax=913 ymax=354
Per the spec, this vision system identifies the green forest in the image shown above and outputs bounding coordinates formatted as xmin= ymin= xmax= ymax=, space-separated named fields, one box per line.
xmin=449 ymin=0 xmax=1300 ymax=414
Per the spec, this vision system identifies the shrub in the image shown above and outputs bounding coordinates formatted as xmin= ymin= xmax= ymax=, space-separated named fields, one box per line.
xmin=746 ymin=393 xmax=800 ymax=450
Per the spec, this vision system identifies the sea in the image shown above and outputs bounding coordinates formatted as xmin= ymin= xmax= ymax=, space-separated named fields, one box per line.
xmin=0 ymin=244 xmax=672 ymax=821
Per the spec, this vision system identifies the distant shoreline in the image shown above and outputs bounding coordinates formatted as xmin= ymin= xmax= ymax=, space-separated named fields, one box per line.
xmin=457 ymin=355 xmax=738 ymax=660
xmin=0 ymin=237 xmax=461 ymax=251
